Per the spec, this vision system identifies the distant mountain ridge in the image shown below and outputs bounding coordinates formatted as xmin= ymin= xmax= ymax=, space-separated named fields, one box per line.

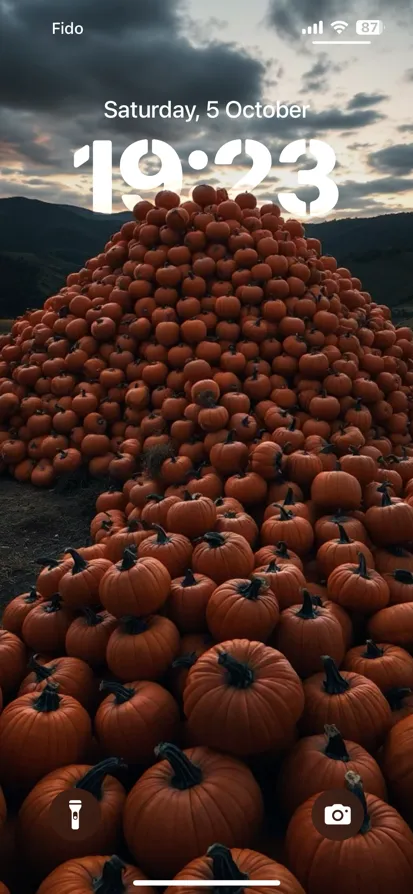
xmin=0 ymin=197 xmax=412 ymax=319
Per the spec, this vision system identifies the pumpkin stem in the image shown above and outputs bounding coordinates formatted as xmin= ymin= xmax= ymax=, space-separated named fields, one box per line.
xmin=356 ymin=552 xmax=369 ymax=579
xmin=296 ymin=589 xmax=317 ymax=620
xmin=276 ymin=541 xmax=289 ymax=558
xmin=345 ymin=771 xmax=371 ymax=833
xmin=155 ymin=743 xmax=203 ymax=789
xmin=76 ymin=758 xmax=126 ymax=800
xmin=362 ymin=639 xmax=384 ymax=659
xmin=26 ymin=587 xmax=39 ymax=604
xmin=322 ymin=656 xmax=349 ymax=695
xmin=203 ymin=531 xmax=225 ymax=548
xmin=226 ymin=430 xmax=236 ymax=443
xmin=238 ymin=578 xmax=264 ymax=600
xmin=393 ymin=569 xmax=413 ymax=584
xmin=386 ymin=687 xmax=412 ymax=710
xmin=146 ymin=493 xmax=164 ymax=503
xmin=44 ymin=594 xmax=62 ymax=613
xmin=120 ymin=547 xmax=137 ymax=571
xmin=207 ymin=844 xmax=249 ymax=884
xmin=28 ymin=654 xmax=53 ymax=681
xmin=172 ymin=652 xmax=198 ymax=670
xmin=81 ymin=606 xmax=103 ymax=626
xmin=35 ymin=556 xmax=59 ymax=568
xmin=65 ymin=548 xmax=88 ymax=573
xmin=181 ymin=568 xmax=197 ymax=587
xmin=121 ymin=615 xmax=148 ymax=635
xmin=33 ymin=681 xmax=61 ymax=713
xmin=99 ymin=680 xmax=135 ymax=704
xmin=151 ymin=524 xmax=170 ymax=544
xmin=381 ymin=489 xmax=393 ymax=508
xmin=276 ymin=504 xmax=292 ymax=521
xmin=324 ymin=724 xmax=350 ymax=762
xmin=218 ymin=652 xmax=254 ymax=689
xmin=336 ymin=523 xmax=352 ymax=545
xmin=283 ymin=487 xmax=296 ymax=506
xmin=265 ymin=560 xmax=280 ymax=572
xmin=93 ymin=856 xmax=126 ymax=894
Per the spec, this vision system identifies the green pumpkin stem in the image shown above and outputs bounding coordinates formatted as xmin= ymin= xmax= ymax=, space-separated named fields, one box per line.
xmin=28 ymin=654 xmax=53 ymax=681
xmin=393 ymin=569 xmax=413 ymax=584
xmin=93 ymin=856 xmax=126 ymax=894
xmin=44 ymin=594 xmax=62 ymax=613
xmin=120 ymin=547 xmax=137 ymax=571
xmin=181 ymin=568 xmax=197 ymax=587
xmin=33 ymin=682 xmax=61 ymax=713
xmin=203 ymin=532 xmax=225 ymax=548
xmin=207 ymin=844 xmax=249 ymax=883
xmin=283 ymin=488 xmax=296 ymax=506
xmin=276 ymin=541 xmax=290 ymax=558
xmin=82 ymin=606 xmax=103 ymax=626
xmin=296 ymin=589 xmax=318 ymax=620
xmin=218 ymin=652 xmax=254 ymax=689
xmin=381 ymin=489 xmax=393 ymax=508
xmin=155 ymin=743 xmax=203 ymax=789
xmin=146 ymin=493 xmax=164 ymax=503
xmin=76 ymin=758 xmax=126 ymax=800
xmin=35 ymin=557 xmax=60 ymax=568
xmin=356 ymin=552 xmax=369 ymax=579
xmin=362 ymin=640 xmax=384 ymax=659
xmin=238 ymin=578 xmax=263 ymax=600
xmin=26 ymin=587 xmax=39 ymax=604
xmin=336 ymin=524 xmax=352 ymax=545
xmin=121 ymin=615 xmax=148 ymax=635
xmin=99 ymin=680 xmax=135 ymax=704
xmin=322 ymin=656 xmax=349 ymax=695
xmin=172 ymin=652 xmax=198 ymax=670
xmin=345 ymin=771 xmax=371 ymax=833
xmin=65 ymin=548 xmax=88 ymax=574
xmin=152 ymin=524 xmax=170 ymax=544
xmin=386 ymin=687 xmax=412 ymax=710
xmin=324 ymin=724 xmax=350 ymax=761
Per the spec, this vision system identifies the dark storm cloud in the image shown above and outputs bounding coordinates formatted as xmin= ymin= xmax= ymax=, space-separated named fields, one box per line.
xmin=368 ymin=144 xmax=413 ymax=175
xmin=398 ymin=124 xmax=413 ymax=134
xmin=0 ymin=0 xmax=266 ymax=113
xmin=266 ymin=0 xmax=410 ymax=39
xmin=308 ymin=108 xmax=384 ymax=131
xmin=347 ymin=93 xmax=389 ymax=110
xmin=300 ymin=55 xmax=344 ymax=93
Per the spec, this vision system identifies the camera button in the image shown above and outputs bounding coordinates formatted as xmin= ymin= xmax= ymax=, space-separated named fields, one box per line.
xmin=311 ymin=788 xmax=365 ymax=840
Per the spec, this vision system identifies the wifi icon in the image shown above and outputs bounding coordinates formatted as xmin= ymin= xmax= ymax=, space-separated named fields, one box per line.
xmin=331 ymin=20 xmax=349 ymax=33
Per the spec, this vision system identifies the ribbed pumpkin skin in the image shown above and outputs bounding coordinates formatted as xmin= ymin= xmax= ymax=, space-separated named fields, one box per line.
xmin=183 ymin=639 xmax=304 ymax=756
xmin=382 ymin=715 xmax=413 ymax=824
xmin=123 ymin=746 xmax=264 ymax=878
xmin=342 ymin=642 xmax=413 ymax=692
xmin=167 ymin=847 xmax=305 ymax=893
xmin=36 ymin=856 xmax=149 ymax=894
xmin=286 ymin=791 xmax=413 ymax=894
xmin=0 ymin=690 xmax=91 ymax=791
xmin=277 ymin=731 xmax=387 ymax=818
xmin=18 ymin=762 xmax=126 ymax=877
xmin=300 ymin=667 xmax=392 ymax=752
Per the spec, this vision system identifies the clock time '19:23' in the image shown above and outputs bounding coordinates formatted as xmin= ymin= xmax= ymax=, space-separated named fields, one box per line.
xmin=74 ymin=138 xmax=339 ymax=218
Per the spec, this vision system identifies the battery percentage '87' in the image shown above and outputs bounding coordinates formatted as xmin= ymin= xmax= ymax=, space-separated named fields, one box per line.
xmin=356 ymin=20 xmax=384 ymax=34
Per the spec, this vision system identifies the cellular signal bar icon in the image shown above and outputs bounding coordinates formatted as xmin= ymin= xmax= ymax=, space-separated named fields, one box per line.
xmin=302 ymin=21 xmax=324 ymax=34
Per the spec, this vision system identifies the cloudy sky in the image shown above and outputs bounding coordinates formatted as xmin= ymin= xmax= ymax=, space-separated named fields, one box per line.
xmin=0 ymin=0 xmax=412 ymax=220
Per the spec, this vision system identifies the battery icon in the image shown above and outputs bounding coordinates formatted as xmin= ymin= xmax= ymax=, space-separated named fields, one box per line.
xmin=356 ymin=20 xmax=384 ymax=34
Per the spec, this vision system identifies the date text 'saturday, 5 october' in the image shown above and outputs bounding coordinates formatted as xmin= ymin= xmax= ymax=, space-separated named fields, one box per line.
xmin=103 ymin=101 xmax=310 ymax=124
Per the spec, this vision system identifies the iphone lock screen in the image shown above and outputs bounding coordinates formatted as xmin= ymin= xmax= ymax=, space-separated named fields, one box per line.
xmin=0 ymin=2 xmax=413 ymax=894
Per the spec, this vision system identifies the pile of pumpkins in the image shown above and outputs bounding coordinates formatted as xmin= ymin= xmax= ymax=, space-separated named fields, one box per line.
xmin=1 ymin=186 xmax=413 ymax=892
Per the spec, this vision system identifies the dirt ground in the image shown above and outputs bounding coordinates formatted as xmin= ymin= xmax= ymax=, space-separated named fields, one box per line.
xmin=0 ymin=474 xmax=105 ymax=607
